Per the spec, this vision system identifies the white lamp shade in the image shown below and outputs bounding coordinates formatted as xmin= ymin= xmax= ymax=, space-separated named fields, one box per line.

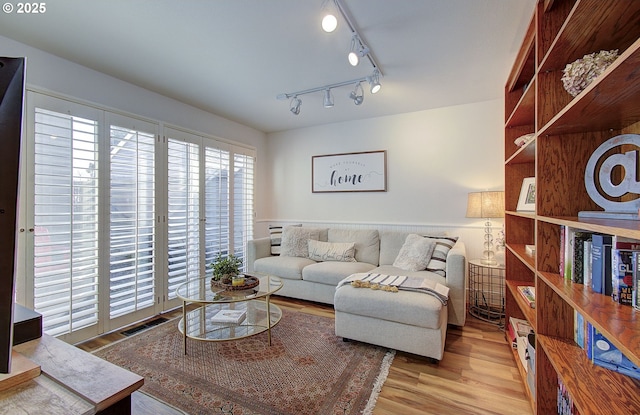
xmin=466 ymin=191 xmax=505 ymax=218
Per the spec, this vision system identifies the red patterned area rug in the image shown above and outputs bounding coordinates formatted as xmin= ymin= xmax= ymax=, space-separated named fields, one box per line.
xmin=94 ymin=310 xmax=394 ymax=415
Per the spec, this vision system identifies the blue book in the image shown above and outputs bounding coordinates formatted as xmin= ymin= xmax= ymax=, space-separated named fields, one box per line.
xmin=590 ymin=324 xmax=640 ymax=380
xmin=591 ymin=234 xmax=612 ymax=294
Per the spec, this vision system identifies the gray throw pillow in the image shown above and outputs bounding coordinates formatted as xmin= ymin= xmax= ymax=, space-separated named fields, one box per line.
xmin=280 ymin=226 xmax=320 ymax=258
xmin=393 ymin=234 xmax=436 ymax=272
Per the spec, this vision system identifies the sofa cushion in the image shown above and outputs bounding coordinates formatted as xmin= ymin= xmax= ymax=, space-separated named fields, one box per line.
xmin=423 ymin=236 xmax=459 ymax=277
xmin=307 ymin=240 xmax=356 ymax=262
xmin=280 ymin=226 xmax=320 ymax=258
xmin=253 ymin=256 xmax=316 ymax=280
xmin=334 ymin=283 xmax=445 ymax=330
xmin=303 ymin=261 xmax=376 ymax=286
xmin=328 ymin=229 xmax=379 ymax=265
xmin=393 ymin=234 xmax=436 ymax=271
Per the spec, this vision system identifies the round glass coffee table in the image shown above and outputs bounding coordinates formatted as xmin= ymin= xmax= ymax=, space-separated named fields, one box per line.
xmin=176 ymin=275 xmax=283 ymax=354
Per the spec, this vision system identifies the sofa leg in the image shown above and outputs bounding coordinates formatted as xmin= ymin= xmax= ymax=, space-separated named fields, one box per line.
xmin=342 ymin=338 xmax=351 ymax=342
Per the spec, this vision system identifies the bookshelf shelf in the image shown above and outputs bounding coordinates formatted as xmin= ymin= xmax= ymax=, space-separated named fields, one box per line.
xmin=506 ymin=280 xmax=536 ymax=328
xmin=505 ymin=139 xmax=535 ymax=165
xmin=538 ymin=271 xmax=640 ymax=367
xmin=538 ymin=335 xmax=640 ymax=415
xmin=504 ymin=1 xmax=640 ymax=413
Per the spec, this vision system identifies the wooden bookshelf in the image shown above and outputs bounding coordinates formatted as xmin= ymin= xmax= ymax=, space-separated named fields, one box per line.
xmin=504 ymin=1 xmax=640 ymax=414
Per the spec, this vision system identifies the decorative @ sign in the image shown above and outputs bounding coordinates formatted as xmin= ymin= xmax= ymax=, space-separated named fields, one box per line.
xmin=581 ymin=134 xmax=640 ymax=219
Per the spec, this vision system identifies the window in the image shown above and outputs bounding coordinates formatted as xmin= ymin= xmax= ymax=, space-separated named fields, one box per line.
xmin=22 ymin=92 xmax=255 ymax=342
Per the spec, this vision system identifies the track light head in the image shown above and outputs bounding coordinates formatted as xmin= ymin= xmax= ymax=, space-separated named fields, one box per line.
xmin=368 ymin=69 xmax=381 ymax=94
xmin=348 ymin=35 xmax=370 ymax=66
xmin=349 ymin=83 xmax=364 ymax=105
xmin=290 ymin=96 xmax=302 ymax=115
xmin=323 ymin=89 xmax=334 ymax=108
xmin=322 ymin=14 xmax=337 ymax=32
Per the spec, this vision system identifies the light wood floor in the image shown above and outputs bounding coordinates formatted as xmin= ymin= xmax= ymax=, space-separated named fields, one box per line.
xmin=77 ymin=296 xmax=533 ymax=415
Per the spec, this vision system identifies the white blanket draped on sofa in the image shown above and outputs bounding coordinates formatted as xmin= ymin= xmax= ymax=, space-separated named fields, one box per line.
xmin=337 ymin=272 xmax=450 ymax=305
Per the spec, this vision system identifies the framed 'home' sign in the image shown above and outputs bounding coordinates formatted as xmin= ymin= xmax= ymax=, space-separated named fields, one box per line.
xmin=312 ymin=150 xmax=387 ymax=193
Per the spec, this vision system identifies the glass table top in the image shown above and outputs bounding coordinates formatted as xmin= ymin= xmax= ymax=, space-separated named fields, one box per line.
xmin=176 ymin=274 xmax=282 ymax=303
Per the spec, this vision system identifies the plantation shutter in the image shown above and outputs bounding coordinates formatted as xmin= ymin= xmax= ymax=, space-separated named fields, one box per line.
xmin=232 ymin=152 xmax=255 ymax=271
xmin=108 ymin=120 xmax=156 ymax=318
xmin=166 ymin=137 xmax=201 ymax=300
xmin=32 ymin=107 xmax=100 ymax=337
xmin=204 ymin=146 xmax=230 ymax=266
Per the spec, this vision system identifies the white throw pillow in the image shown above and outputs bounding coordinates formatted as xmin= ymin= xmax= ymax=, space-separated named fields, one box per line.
xmin=280 ymin=226 xmax=320 ymax=258
xmin=393 ymin=234 xmax=436 ymax=272
xmin=308 ymin=240 xmax=357 ymax=262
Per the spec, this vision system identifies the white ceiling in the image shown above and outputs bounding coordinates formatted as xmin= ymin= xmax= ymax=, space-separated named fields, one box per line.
xmin=0 ymin=0 xmax=536 ymax=133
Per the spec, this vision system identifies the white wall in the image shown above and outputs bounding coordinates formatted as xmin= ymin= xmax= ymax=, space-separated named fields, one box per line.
xmin=264 ymin=100 xmax=505 ymax=259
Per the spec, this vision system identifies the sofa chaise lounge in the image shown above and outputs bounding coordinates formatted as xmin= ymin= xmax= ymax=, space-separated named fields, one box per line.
xmin=246 ymin=227 xmax=467 ymax=359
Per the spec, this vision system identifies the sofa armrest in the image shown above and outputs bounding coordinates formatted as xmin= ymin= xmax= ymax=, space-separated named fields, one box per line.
xmin=246 ymin=237 xmax=272 ymax=273
xmin=445 ymin=240 xmax=467 ymax=327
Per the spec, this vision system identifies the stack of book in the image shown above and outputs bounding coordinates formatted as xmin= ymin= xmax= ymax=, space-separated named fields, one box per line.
xmin=516 ymin=285 xmax=535 ymax=308
xmin=508 ymin=317 xmax=533 ymax=372
xmin=560 ymin=227 xmax=640 ymax=309
xmin=210 ymin=309 xmax=246 ymax=324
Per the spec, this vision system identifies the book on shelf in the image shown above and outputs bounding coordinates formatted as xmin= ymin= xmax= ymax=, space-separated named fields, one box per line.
xmin=586 ymin=322 xmax=640 ymax=381
xmin=612 ymin=249 xmax=636 ymax=306
xmin=210 ymin=309 xmax=246 ymax=324
xmin=583 ymin=240 xmax=592 ymax=288
xmin=517 ymin=285 xmax=535 ymax=308
xmin=591 ymin=234 xmax=612 ymax=295
xmin=557 ymin=376 xmax=577 ymax=415
xmin=562 ymin=226 xmax=574 ymax=282
xmin=574 ymin=311 xmax=585 ymax=350
xmin=634 ymin=252 xmax=640 ymax=311
xmin=572 ymin=231 xmax=593 ymax=284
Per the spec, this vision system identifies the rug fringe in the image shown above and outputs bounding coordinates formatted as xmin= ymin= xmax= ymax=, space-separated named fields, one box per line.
xmin=362 ymin=349 xmax=396 ymax=415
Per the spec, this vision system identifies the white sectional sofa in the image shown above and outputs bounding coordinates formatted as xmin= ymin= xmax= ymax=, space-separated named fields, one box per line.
xmin=246 ymin=227 xmax=467 ymax=328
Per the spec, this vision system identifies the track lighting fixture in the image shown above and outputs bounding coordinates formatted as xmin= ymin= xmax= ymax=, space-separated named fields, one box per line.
xmin=348 ymin=34 xmax=370 ymax=67
xmin=349 ymin=82 xmax=364 ymax=105
xmin=290 ymin=96 xmax=302 ymax=115
xmin=323 ymin=89 xmax=334 ymax=108
xmin=277 ymin=71 xmax=380 ymax=114
xmin=368 ymin=69 xmax=381 ymax=94
xmin=276 ymin=0 xmax=384 ymax=115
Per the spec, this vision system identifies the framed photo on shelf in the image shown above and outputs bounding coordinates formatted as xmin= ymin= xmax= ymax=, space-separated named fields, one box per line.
xmin=517 ymin=177 xmax=535 ymax=212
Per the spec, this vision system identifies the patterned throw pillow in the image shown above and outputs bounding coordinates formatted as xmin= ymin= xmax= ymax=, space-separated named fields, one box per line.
xmin=422 ymin=235 xmax=459 ymax=277
xmin=269 ymin=224 xmax=301 ymax=255
xmin=393 ymin=234 xmax=436 ymax=271
xmin=269 ymin=225 xmax=283 ymax=255
xmin=280 ymin=226 xmax=320 ymax=258
xmin=307 ymin=240 xmax=357 ymax=262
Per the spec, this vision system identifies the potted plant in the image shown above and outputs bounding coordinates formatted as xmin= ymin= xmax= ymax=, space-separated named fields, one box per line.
xmin=210 ymin=253 xmax=242 ymax=285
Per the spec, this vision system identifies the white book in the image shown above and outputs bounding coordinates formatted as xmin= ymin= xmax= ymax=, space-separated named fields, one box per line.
xmin=211 ymin=309 xmax=246 ymax=324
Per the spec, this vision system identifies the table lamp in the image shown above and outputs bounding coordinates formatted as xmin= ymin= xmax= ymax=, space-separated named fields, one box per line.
xmin=466 ymin=191 xmax=505 ymax=265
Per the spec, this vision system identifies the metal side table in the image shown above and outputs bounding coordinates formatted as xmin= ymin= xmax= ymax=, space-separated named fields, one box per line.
xmin=468 ymin=259 xmax=505 ymax=327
